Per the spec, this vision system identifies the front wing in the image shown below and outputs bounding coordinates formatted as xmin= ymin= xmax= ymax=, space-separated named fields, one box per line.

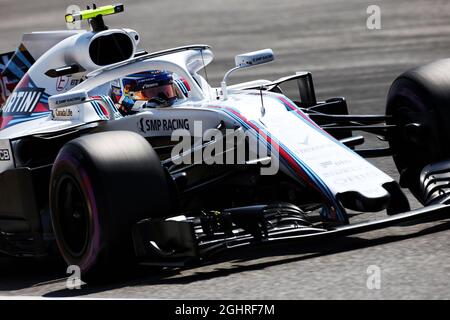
xmin=132 ymin=202 xmax=450 ymax=267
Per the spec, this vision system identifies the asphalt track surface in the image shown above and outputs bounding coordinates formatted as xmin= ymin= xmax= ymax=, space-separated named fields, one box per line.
xmin=1 ymin=0 xmax=450 ymax=299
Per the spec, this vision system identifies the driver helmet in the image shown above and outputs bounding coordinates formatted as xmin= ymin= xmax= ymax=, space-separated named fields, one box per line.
xmin=110 ymin=70 xmax=177 ymax=109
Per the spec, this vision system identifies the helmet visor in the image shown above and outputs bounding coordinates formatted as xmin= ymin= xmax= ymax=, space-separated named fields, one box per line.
xmin=137 ymin=84 xmax=176 ymax=100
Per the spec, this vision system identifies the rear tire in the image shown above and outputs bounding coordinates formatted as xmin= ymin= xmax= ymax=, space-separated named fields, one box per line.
xmin=50 ymin=131 xmax=173 ymax=284
xmin=386 ymin=59 xmax=450 ymax=202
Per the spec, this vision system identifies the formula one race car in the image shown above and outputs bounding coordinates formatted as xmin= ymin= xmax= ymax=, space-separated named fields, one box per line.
xmin=1 ymin=4 xmax=450 ymax=283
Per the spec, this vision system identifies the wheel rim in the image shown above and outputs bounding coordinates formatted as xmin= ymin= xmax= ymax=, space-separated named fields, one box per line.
xmin=56 ymin=174 xmax=90 ymax=258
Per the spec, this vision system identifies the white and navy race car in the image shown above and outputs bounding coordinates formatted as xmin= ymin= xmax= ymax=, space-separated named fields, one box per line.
xmin=1 ymin=4 xmax=450 ymax=283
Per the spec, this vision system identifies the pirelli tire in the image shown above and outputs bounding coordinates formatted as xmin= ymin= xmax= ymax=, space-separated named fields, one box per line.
xmin=386 ymin=58 xmax=450 ymax=203
xmin=49 ymin=131 xmax=173 ymax=283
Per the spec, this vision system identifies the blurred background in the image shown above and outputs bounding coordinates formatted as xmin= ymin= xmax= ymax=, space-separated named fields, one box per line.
xmin=1 ymin=0 xmax=450 ymax=299
xmin=2 ymin=0 xmax=450 ymax=113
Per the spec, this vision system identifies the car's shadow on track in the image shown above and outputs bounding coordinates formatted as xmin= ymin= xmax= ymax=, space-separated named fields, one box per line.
xmin=27 ymin=218 xmax=450 ymax=298
xmin=0 ymin=255 xmax=67 ymax=293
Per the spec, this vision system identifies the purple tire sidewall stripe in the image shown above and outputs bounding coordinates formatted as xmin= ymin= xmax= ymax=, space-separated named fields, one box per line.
xmin=54 ymin=153 xmax=101 ymax=272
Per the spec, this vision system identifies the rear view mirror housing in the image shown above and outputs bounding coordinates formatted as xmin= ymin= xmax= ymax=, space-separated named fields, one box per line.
xmin=234 ymin=49 xmax=274 ymax=68
xmin=221 ymin=49 xmax=275 ymax=100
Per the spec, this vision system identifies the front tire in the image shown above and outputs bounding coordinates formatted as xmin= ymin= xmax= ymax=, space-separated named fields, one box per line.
xmin=386 ymin=59 xmax=450 ymax=202
xmin=50 ymin=131 xmax=173 ymax=283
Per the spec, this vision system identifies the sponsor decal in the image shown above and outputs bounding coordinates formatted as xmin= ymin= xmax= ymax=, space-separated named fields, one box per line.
xmin=142 ymin=82 xmax=159 ymax=89
xmin=55 ymin=108 xmax=73 ymax=117
xmin=54 ymin=95 xmax=84 ymax=106
xmin=53 ymin=107 xmax=77 ymax=119
xmin=0 ymin=149 xmax=10 ymax=161
xmin=1 ymin=75 xmax=50 ymax=129
xmin=250 ymin=54 xmax=273 ymax=65
xmin=2 ymin=87 xmax=44 ymax=115
xmin=56 ymin=75 xmax=81 ymax=92
xmin=137 ymin=118 xmax=190 ymax=133
xmin=56 ymin=75 xmax=70 ymax=92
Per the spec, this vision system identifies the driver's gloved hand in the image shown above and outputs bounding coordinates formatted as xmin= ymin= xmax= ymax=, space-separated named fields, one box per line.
xmin=117 ymin=95 xmax=137 ymax=116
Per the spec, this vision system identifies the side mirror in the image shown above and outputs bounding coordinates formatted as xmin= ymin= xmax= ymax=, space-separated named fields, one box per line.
xmin=234 ymin=49 xmax=274 ymax=68
xmin=221 ymin=49 xmax=275 ymax=100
